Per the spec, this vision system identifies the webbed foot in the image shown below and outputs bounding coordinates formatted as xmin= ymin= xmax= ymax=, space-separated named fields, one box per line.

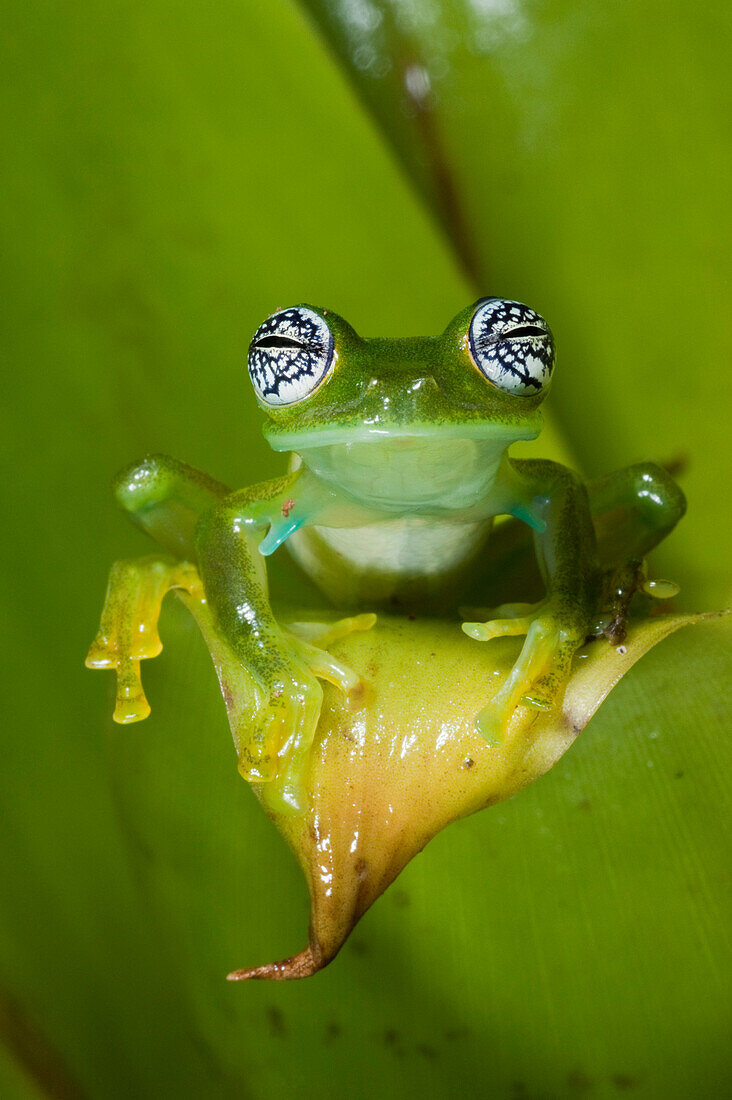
xmin=86 ymin=556 xmax=201 ymax=722
xmin=462 ymin=600 xmax=584 ymax=744
xmin=248 ymin=614 xmax=377 ymax=816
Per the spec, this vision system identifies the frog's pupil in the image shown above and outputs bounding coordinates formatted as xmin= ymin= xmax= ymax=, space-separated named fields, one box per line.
xmin=503 ymin=325 xmax=546 ymax=339
xmin=255 ymin=335 xmax=308 ymax=350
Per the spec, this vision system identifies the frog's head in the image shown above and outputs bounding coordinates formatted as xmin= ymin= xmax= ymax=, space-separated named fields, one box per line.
xmin=246 ymin=299 xmax=555 ymax=508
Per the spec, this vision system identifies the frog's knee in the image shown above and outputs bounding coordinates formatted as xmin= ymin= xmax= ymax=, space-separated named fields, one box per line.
xmin=113 ymin=454 xmax=176 ymax=516
xmin=634 ymin=462 xmax=686 ymax=527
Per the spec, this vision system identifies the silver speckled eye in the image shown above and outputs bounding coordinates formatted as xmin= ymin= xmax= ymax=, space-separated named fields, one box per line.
xmin=248 ymin=306 xmax=335 ymax=406
xmin=468 ymin=298 xmax=554 ymax=395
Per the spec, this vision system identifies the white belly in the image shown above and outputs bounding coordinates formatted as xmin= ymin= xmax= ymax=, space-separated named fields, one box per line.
xmin=288 ymin=516 xmax=492 ymax=610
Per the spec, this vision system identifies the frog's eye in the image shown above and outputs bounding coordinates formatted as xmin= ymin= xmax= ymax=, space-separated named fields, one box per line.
xmin=468 ymin=298 xmax=554 ymax=395
xmin=248 ymin=306 xmax=335 ymax=406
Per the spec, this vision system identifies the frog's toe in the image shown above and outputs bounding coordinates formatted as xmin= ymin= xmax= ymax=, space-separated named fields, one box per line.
xmin=286 ymin=613 xmax=377 ymax=649
xmin=462 ymin=613 xmax=535 ymax=643
xmin=112 ymin=659 xmax=152 ymax=723
xmin=288 ymin=638 xmax=362 ymax=697
xmin=474 ymin=703 xmax=507 ymax=746
xmin=473 ymin=616 xmax=567 ymax=743
xmin=460 ymin=600 xmax=539 ymax=622
xmin=285 ymin=615 xmax=376 ymax=701
xmin=254 ymin=669 xmax=323 ymax=817
xmin=263 ymin=776 xmax=307 ymax=816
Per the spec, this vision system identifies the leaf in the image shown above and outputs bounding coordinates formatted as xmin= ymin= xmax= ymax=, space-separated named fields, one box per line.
xmin=1 ymin=0 xmax=729 ymax=1097
xmin=101 ymin=605 xmax=732 ymax=1095
xmin=211 ymin=609 xmax=722 ymax=981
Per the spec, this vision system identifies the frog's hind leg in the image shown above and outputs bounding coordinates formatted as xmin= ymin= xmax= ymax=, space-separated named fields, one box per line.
xmin=588 ymin=462 xmax=686 ymax=569
xmin=86 ymin=556 xmax=202 ymax=722
xmin=113 ymin=454 xmax=230 ymax=560
xmin=587 ymin=462 xmax=686 ymax=642
xmin=88 ymin=455 xmax=230 ymax=721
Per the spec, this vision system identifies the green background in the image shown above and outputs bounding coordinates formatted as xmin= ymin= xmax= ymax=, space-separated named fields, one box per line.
xmin=1 ymin=1 xmax=729 ymax=1096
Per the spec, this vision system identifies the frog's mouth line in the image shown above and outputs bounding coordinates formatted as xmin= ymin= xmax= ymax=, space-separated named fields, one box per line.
xmin=264 ymin=419 xmax=541 ymax=453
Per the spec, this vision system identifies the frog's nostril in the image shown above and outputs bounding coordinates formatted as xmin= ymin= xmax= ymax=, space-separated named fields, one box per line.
xmin=407 ymin=376 xmax=440 ymax=394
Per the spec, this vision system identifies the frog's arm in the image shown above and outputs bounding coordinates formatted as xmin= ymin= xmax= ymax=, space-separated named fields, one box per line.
xmin=89 ymin=457 xmax=373 ymax=814
xmin=195 ymin=469 xmax=372 ymax=814
xmin=463 ymin=458 xmax=600 ymax=740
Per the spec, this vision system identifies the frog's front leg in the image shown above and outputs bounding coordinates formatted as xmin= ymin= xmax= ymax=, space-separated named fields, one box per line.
xmin=195 ymin=474 xmax=373 ymax=815
xmin=463 ymin=459 xmax=600 ymax=742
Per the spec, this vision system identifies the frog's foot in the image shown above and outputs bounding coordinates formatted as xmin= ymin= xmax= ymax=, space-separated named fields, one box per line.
xmin=245 ymin=659 xmax=324 ymax=817
xmin=462 ymin=603 xmax=580 ymax=744
xmin=459 ymin=600 xmax=541 ymax=624
xmin=285 ymin=613 xmax=377 ymax=703
xmin=246 ymin=615 xmax=376 ymax=817
xmin=85 ymin=556 xmax=201 ymax=723
xmin=589 ymin=559 xmax=682 ymax=646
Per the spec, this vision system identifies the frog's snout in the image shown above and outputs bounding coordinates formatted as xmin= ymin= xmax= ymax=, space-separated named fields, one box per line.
xmin=365 ymin=372 xmax=439 ymax=391
xmin=404 ymin=375 xmax=441 ymax=396
xmin=364 ymin=372 xmax=441 ymax=413
xmin=363 ymin=374 xmax=442 ymax=429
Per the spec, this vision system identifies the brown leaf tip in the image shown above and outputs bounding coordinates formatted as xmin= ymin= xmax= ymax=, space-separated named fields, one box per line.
xmin=226 ymin=944 xmax=324 ymax=982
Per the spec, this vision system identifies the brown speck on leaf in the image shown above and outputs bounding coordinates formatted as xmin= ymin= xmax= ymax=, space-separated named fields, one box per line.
xmin=281 ymin=498 xmax=295 ymax=518
xmin=612 ymin=1073 xmax=638 ymax=1090
xmin=408 ymin=613 xmax=416 ymax=621
xmin=416 ymin=1043 xmax=438 ymax=1060
xmin=383 ymin=1027 xmax=399 ymax=1047
xmin=347 ymin=681 xmax=367 ymax=709
xmin=675 ymin=770 xmax=684 ymax=778
xmin=324 ymin=1022 xmax=342 ymax=1043
xmin=392 ymin=889 xmax=410 ymax=908
xmin=567 ymin=1068 xmax=593 ymax=1093
xmin=577 ymin=798 xmax=592 ymax=812
xmin=266 ymin=1006 xmax=286 ymax=1037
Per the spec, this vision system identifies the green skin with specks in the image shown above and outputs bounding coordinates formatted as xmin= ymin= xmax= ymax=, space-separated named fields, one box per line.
xmin=99 ymin=301 xmax=685 ymax=815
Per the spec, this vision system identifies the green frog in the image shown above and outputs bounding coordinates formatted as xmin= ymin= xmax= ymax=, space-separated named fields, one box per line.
xmin=87 ymin=299 xmax=685 ymax=814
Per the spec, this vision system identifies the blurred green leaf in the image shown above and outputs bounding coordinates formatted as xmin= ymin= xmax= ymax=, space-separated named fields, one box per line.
xmin=305 ymin=0 xmax=732 ymax=606
xmin=1 ymin=0 xmax=729 ymax=1097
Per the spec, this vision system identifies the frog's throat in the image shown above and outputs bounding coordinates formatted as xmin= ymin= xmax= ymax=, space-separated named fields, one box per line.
xmin=263 ymin=419 xmax=541 ymax=453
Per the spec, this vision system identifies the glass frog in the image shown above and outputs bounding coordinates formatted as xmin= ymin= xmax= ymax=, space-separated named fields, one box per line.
xmin=87 ymin=298 xmax=685 ymax=816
